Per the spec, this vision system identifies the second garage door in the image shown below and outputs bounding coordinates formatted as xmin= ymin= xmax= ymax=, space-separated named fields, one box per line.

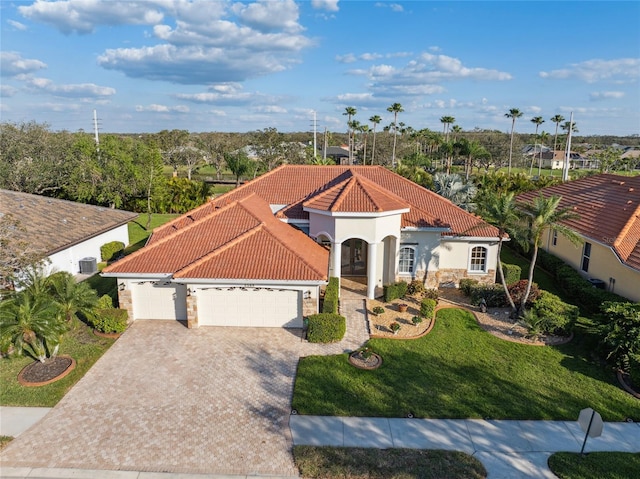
xmin=197 ymin=288 xmax=302 ymax=328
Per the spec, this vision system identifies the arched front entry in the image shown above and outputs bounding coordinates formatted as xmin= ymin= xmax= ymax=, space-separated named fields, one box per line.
xmin=341 ymin=238 xmax=367 ymax=276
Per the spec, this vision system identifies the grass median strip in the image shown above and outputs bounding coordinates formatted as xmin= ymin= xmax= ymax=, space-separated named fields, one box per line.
xmin=293 ymin=446 xmax=486 ymax=479
xmin=548 ymin=452 xmax=640 ymax=479
xmin=292 ymin=308 xmax=638 ymax=420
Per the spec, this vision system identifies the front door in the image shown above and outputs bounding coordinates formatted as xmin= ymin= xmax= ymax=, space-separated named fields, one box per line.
xmin=341 ymin=239 xmax=367 ymax=276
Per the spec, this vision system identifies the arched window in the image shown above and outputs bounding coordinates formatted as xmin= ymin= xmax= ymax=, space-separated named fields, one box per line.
xmin=398 ymin=247 xmax=415 ymax=274
xmin=469 ymin=246 xmax=488 ymax=273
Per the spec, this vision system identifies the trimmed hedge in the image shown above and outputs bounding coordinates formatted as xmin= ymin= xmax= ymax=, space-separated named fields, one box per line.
xmin=89 ymin=308 xmax=128 ymax=334
xmin=322 ymin=277 xmax=339 ymax=314
xmin=306 ymin=313 xmax=346 ymax=343
xmin=459 ymin=278 xmax=479 ymax=296
xmin=383 ymin=281 xmax=408 ymax=302
xmin=531 ymin=291 xmax=579 ymax=334
xmin=100 ymin=241 xmax=125 ymax=262
xmin=420 ymin=298 xmax=437 ymax=319
xmin=501 ymin=263 xmax=522 ymax=285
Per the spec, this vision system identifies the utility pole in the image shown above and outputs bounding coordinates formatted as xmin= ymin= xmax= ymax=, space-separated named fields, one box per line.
xmin=93 ymin=109 xmax=100 ymax=154
xmin=312 ymin=110 xmax=317 ymax=159
xmin=323 ymin=127 xmax=328 ymax=160
xmin=563 ymin=111 xmax=574 ymax=182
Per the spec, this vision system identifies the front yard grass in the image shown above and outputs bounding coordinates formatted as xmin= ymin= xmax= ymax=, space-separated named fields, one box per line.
xmin=293 ymin=446 xmax=486 ymax=479
xmin=548 ymin=452 xmax=640 ymax=479
xmin=126 ymin=213 xmax=179 ymax=254
xmin=0 ymin=319 xmax=116 ymax=407
xmin=292 ymin=308 xmax=638 ymax=421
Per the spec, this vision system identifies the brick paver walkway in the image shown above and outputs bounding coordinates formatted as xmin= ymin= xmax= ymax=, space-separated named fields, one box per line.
xmin=0 ymin=297 xmax=371 ymax=477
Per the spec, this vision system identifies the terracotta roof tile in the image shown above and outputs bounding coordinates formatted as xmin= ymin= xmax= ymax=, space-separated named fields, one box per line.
xmin=0 ymin=189 xmax=137 ymax=255
xmin=517 ymin=174 xmax=640 ymax=271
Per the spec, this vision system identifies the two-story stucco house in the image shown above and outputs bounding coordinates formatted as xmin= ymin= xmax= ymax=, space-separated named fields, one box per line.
xmin=518 ymin=173 xmax=640 ymax=302
xmin=102 ymin=166 xmax=501 ymax=328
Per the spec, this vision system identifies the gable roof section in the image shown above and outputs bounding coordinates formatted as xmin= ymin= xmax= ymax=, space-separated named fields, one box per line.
xmin=103 ymin=193 xmax=328 ymax=281
xmin=151 ymin=166 xmax=497 ymax=238
xmin=517 ymin=174 xmax=640 ymax=271
xmin=0 ymin=189 xmax=137 ymax=256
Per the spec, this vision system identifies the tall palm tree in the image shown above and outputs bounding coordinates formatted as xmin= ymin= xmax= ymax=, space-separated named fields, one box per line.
xmin=343 ymin=106 xmax=357 ymax=165
xmin=519 ymin=194 xmax=581 ymax=312
xmin=537 ymin=131 xmax=550 ymax=176
xmin=369 ymin=115 xmax=381 ymax=164
xmin=48 ymin=272 xmax=99 ymax=323
xmin=505 ymin=108 xmax=523 ymax=175
xmin=0 ymin=293 xmax=66 ymax=362
xmin=550 ymin=114 xmax=565 ymax=153
xmin=387 ymin=103 xmax=403 ymax=167
xmin=475 ymin=191 xmax=521 ymax=314
xmin=359 ymin=124 xmax=370 ymax=165
xmin=528 ymin=117 xmax=544 ymax=176
xmin=439 ymin=116 xmax=455 ymax=170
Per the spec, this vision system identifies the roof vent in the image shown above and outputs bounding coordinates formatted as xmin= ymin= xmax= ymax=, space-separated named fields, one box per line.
xmin=629 ymin=187 xmax=634 ymax=192
xmin=611 ymin=180 xmax=625 ymax=185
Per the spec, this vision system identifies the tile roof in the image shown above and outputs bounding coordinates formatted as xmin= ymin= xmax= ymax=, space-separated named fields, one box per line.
xmin=0 ymin=189 xmax=137 ymax=255
xmin=151 ymin=166 xmax=498 ymax=239
xmin=104 ymin=193 xmax=329 ymax=281
xmin=517 ymin=174 xmax=640 ymax=271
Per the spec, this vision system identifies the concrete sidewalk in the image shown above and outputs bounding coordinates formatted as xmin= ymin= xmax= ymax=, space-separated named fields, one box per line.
xmin=0 ymin=407 xmax=51 ymax=438
xmin=290 ymin=415 xmax=640 ymax=479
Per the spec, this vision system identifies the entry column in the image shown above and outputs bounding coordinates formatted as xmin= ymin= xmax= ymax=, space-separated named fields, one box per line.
xmin=332 ymin=241 xmax=342 ymax=286
xmin=367 ymin=242 xmax=378 ymax=299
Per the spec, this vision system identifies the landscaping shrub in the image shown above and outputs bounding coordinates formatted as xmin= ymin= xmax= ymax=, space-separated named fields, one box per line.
xmin=383 ymin=281 xmax=408 ymax=302
xmin=420 ymin=298 xmax=437 ymax=319
xmin=322 ymin=277 xmax=339 ymax=314
xmin=306 ymin=313 xmax=346 ymax=343
xmin=469 ymin=283 xmax=506 ymax=307
xmin=96 ymin=294 xmax=114 ymax=310
xmin=88 ymin=308 xmax=128 ymax=334
xmin=100 ymin=241 xmax=125 ymax=262
xmin=372 ymin=306 xmax=385 ymax=315
xmin=501 ymin=263 xmax=521 ymax=285
xmin=406 ymin=279 xmax=425 ymax=296
xmin=459 ymin=278 xmax=478 ymax=296
xmin=531 ymin=291 xmax=579 ymax=334
xmin=507 ymin=280 xmax=541 ymax=307
xmin=423 ymin=288 xmax=439 ymax=302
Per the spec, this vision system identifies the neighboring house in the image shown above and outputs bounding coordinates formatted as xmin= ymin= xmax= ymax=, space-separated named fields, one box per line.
xmin=320 ymin=146 xmax=350 ymax=164
xmin=0 ymin=189 xmax=137 ymax=277
xmin=539 ymin=151 xmax=591 ymax=169
xmin=103 ymin=165 xmax=501 ymax=329
xmin=518 ymin=174 xmax=640 ymax=302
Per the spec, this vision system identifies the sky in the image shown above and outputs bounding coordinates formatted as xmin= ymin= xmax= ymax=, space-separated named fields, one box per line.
xmin=1 ymin=0 xmax=639 ymax=136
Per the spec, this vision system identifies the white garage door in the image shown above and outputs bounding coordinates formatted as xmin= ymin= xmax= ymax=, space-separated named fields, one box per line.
xmin=132 ymin=282 xmax=187 ymax=320
xmin=197 ymin=288 xmax=302 ymax=328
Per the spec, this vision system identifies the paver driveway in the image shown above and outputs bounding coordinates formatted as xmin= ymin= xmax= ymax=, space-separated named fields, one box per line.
xmin=1 ymin=321 xmax=313 ymax=476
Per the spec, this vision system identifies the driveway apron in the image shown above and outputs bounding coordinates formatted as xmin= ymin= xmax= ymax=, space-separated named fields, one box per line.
xmin=0 ymin=321 xmax=309 ymax=476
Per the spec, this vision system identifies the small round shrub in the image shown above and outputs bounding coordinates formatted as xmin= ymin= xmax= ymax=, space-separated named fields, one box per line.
xmin=420 ymin=298 xmax=437 ymax=319
xmin=407 ymin=280 xmax=425 ymax=296
xmin=89 ymin=308 xmax=128 ymax=334
xmin=411 ymin=316 xmax=423 ymax=326
xmin=459 ymin=278 xmax=479 ymax=296
xmin=390 ymin=322 xmax=401 ymax=332
xmin=307 ymin=313 xmax=346 ymax=343
xmin=532 ymin=291 xmax=579 ymax=334
xmin=422 ymin=288 xmax=439 ymax=302
xmin=372 ymin=306 xmax=385 ymax=315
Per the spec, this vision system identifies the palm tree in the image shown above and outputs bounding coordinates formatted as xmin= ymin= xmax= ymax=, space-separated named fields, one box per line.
xmin=505 ymin=108 xmax=523 ymax=175
xmin=359 ymin=124 xmax=370 ymax=165
xmin=369 ymin=115 xmax=381 ymax=164
xmin=529 ymin=116 xmax=545 ymax=175
xmin=387 ymin=103 xmax=403 ymax=167
xmin=550 ymin=114 xmax=565 ymax=153
xmin=48 ymin=272 xmax=99 ymax=323
xmin=343 ymin=106 xmax=357 ymax=165
xmin=439 ymin=116 xmax=455 ymax=170
xmin=518 ymin=194 xmax=581 ymax=312
xmin=475 ymin=191 xmax=521 ymax=315
xmin=451 ymin=124 xmax=462 ymax=141
xmin=0 ymin=293 xmax=66 ymax=362
xmin=537 ymin=131 xmax=549 ymax=176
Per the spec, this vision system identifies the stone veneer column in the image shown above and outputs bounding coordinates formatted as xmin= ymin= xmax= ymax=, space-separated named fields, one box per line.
xmin=186 ymin=293 xmax=198 ymax=329
xmin=117 ymin=289 xmax=134 ymax=323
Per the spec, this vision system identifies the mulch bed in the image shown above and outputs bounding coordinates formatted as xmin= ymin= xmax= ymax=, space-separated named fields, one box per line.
xmin=18 ymin=355 xmax=76 ymax=387
xmin=349 ymin=351 xmax=383 ymax=370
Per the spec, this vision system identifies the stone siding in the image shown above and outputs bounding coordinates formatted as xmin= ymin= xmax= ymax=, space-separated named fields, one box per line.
xmin=302 ymin=297 xmax=317 ymax=317
xmin=187 ymin=294 xmax=198 ymax=329
xmin=398 ymin=269 xmax=496 ymax=289
xmin=117 ymin=289 xmax=134 ymax=323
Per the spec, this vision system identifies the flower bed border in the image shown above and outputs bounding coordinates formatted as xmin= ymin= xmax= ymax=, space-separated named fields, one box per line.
xmin=17 ymin=355 xmax=76 ymax=387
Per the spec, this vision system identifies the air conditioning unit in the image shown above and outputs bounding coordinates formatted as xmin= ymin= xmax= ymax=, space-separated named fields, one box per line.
xmin=79 ymin=257 xmax=97 ymax=274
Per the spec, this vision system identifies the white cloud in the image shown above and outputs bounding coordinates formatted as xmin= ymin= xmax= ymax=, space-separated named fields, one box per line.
xmin=232 ymin=0 xmax=302 ymax=33
xmin=7 ymin=19 xmax=27 ymax=31
xmin=135 ymin=104 xmax=189 ymax=113
xmin=311 ymin=0 xmax=339 ymax=12
xmin=0 ymin=51 xmax=47 ymax=77
xmin=174 ymin=84 xmax=274 ymax=106
xmin=18 ymin=0 xmax=164 ymax=34
xmin=539 ymin=58 xmax=640 ymax=83
xmin=24 ymin=76 xmax=115 ymax=98
xmin=418 ymin=53 xmax=512 ymax=81
xmin=253 ymin=105 xmax=287 ymax=114
xmin=0 ymin=84 xmax=18 ymax=97
xmin=361 ymin=53 xmax=383 ymax=61
xmin=590 ymin=91 xmax=625 ymax=101
xmin=336 ymin=53 xmax=357 ymax=64
xmin=375 ymin=2 xmax=403 ymax=12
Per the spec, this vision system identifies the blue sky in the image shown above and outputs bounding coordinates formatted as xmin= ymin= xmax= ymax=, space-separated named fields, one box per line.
xmin=1 ymin=1 xmax=639 ymax=136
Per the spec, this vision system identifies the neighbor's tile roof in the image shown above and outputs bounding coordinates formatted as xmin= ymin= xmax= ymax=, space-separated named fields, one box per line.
xmin=517 ymin=174 xmax=640 ymax=271
xmin=104 ymin=193 xmax=329 ymax=281
xmin=150 ymin=166 xmax=498 ymax=241
xmin=0 ymin=189 xmax=137 ymax=256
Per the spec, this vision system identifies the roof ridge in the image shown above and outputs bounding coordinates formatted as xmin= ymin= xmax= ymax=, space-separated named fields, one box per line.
xmin=175 ymin=224 xmax=264 ymax=277
xmin=331 ymin=173 xmax=356 ymax=211
xmin=301 ymin=173 xmax=352 ymax=209
xmin=614 ymin=203 xmax=640 ymax=260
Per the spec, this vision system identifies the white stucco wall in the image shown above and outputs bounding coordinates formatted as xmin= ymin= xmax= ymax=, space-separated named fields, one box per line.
xmin=438 ymin=238 xmax=499 ymax=274
xmin=334 ymin=213 xmax=403 ymax=244
xmin=48 ymin=224 xmax=130 ymax=275
xmin=399 ymin=230 xmax=442 ymax=276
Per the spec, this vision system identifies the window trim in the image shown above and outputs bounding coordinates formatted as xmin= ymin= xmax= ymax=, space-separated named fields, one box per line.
xmin=581 ymin=242 xmax=591 ymax=272
xmin=398 ymin=245 xmax=416 ymax=275
xmin=468 ymin=245 xmax=489 ymax=274
xmin=552 ymin=231 xmax=558 ymax=247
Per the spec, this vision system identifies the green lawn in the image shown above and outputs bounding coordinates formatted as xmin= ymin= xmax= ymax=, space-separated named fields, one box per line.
xmin=126 ymin=213 xmax=179 ymax=252
xmin=292 ymin=308 xmax=638 ymax=421
xmin=293 ymin=446 xmax=486 ymax=479
xmin=0 ymin=319 xmax=116 ymax=406
xmin=548 ymin=452 xmax=640 ymax=479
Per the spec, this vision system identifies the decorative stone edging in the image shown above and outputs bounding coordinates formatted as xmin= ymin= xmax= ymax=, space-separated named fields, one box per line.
xmin=93 ymin=330 xmax=122 ymax=339
xmin=17 ymin=355 xmax=76 ymax=387
xmin=617 ymin=370 xmax=640 ymax=399
xmin=348 ymin=352 xmax=383 ymax=370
